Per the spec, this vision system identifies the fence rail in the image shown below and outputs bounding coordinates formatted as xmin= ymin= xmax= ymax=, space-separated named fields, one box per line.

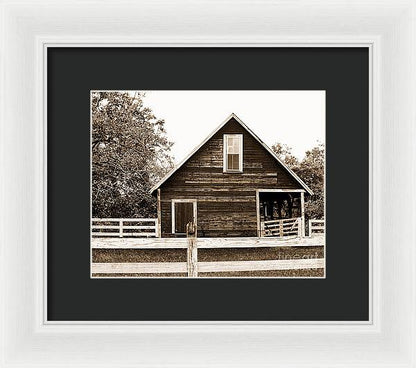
xmin=92 ymin=235 xmax=324 ymax=249
xmin=309 ymin=219 xmax=325 ymax=237
xmin=92 ymin=258 xmax=325 ymax=275
xmin=261 ymin=217 xmax=301 ymax=237
xmin=92 ymin=218 xmax=159 ymax=238
xmin=91 ymin=219 xmax=325 ymax=277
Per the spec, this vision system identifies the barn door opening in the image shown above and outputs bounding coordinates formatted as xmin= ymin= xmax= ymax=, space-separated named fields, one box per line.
xmin=172 ymin=200 xmax=197 ymax=235
xmin=255 ymin=189 xmax=305 ymax=238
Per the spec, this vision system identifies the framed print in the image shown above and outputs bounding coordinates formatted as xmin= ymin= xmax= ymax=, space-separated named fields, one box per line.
xmin=1 ymin=0 xmax=415 ymax=367
xmin=90 ymin=90 xmax=326 ymax=280
xmin=47 ymin=47 xmax=367 ymax=321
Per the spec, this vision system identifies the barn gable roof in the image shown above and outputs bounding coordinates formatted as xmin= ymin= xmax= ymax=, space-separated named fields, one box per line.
xmin=150 ymin=113 xmax=313 ymax=195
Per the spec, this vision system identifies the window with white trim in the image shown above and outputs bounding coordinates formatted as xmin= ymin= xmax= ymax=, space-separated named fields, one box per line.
xmin=223 ymin=134 xmax=243 ymax=172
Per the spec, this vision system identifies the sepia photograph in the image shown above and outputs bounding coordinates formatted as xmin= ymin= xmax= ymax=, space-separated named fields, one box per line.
xmin=4 ymin=0 xmax=413 ymax=365
xmin=91 ymin=90 xmax=325 ymax=278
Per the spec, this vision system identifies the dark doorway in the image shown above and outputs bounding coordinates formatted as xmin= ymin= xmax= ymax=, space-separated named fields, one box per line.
xmin=173 ymin=201 xmax=195 ymax=234
xmin=259 ymin=192 xmax=301 ymax=222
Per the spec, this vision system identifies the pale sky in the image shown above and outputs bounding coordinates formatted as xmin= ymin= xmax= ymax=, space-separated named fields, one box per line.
xmin=142 ymin=91 xmax=325 ymax=163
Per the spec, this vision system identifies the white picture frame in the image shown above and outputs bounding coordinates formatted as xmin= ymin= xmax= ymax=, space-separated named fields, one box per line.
xmin=1 ymin=0 xmax=415 ymax=367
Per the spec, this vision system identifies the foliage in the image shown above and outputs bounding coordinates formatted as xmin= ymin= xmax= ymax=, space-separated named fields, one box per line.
xmin=92 ymin=91 xmax=173 ymax=218
xmin=271 ymin=143 xmax=299 ymax=168
xmin=272 ymin=142 xmax=325 ymax=220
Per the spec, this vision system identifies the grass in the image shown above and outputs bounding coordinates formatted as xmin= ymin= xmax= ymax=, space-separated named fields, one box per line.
xmin=92 ymin=246 xmax=324 ymax=278
xmin=93 ymin=269 xmax=324 ymax=278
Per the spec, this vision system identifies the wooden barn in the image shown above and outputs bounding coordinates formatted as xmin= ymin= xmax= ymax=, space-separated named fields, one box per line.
xmin=150 ymin=114 xmax=313 ymax=238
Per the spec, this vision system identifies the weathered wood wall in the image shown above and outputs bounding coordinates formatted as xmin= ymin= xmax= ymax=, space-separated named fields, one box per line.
xmin=159 ymin=118 xmax=303 ymax=237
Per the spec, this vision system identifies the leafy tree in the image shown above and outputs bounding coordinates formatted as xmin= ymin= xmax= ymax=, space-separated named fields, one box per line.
xmin=296 ymin=143 xmax=325 ymax=220
xmin=271 ymin=142 xmax=299 ymax=167
xmin=272 ymin=142 xmax=325 ymax=220
xmin=92 ymin=91 xmax=173 ymax=218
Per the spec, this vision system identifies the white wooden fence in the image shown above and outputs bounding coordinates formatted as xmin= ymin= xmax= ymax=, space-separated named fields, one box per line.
xmin=91 ymin=219 xmax=325 ymax=277
xmin=261 ymin=217 xmax=301 ymax=238
xmin=92 ymin=258 xmax=325 ymax=275
xmin=91 ymin=218 xmax=159 ymax=238
xmin=91 ymin=235 xmax=325 ymax=249
xmin=308 ymin=219 xmax=325 ymax=237
xmin=92 ymin=223 xmax=324 ymax=277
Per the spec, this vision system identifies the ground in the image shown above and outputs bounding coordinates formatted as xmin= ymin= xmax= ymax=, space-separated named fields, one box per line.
xmin=92 ymin=246 xmax=324 ymax=278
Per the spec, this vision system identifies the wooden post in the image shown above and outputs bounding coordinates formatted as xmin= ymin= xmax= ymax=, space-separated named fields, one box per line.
xmin=186 ymin=221 xmax=198 ymax=277
xmin=300 ymin=191 xmax=305 ymax=237
xmin=260 ymin=221 xmax=265 ymax=237
xmin=308 ymin=219 xmax=311 ymax=237
xmin=119 ymin=219 xmax=123 ymax=238
xmin=256 ymin=190 xmax=261 ymax=237
xmin=298 ymin=218 xmax=302 ymax=238
xmin=157 ymin=189 xmax=162 ymax=238
xmin=279 ymin=220 xmax=283 ymax=237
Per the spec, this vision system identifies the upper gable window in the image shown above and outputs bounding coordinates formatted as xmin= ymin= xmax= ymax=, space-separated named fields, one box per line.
xmin=223 ymin=134 xmax=243 ymax=172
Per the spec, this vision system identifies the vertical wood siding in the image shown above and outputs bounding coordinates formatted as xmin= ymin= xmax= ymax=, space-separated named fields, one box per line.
xmin=159 ymin=118 xmax=303 ymax=237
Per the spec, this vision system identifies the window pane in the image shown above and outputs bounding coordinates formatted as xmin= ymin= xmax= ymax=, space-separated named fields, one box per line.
xmin=227 ymin=136 xmax=240 ymax=154
xmin=227 ymin=137 xmax=235 ymax=153
xmin=227 ymin=154 xmax=240 ymax=170
xmin=225 ymin=135 xmax=242 ymax=171
xmin=235 ymin=136 xmax=241 ymax=152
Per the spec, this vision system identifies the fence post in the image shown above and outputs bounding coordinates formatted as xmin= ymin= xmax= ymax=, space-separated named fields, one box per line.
xmin=260 ymin=222 xmax=265 ymax=237
xmin=119 ymin=219 xmax=123 ymax=238
xmin=157 ymin=189 xmax=162 ymax=238
xmin=186 ymin=222 xmax=198 ymax=278
xmin=300 ymin=191 xmax=305 ymax=238
xmin=308 ymin=219 xmax=312 ymax=237
xmin=298 ymin=218 xmax=302 ymax=238
xmin=279 ymin=220 xmax=283 ymax=237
